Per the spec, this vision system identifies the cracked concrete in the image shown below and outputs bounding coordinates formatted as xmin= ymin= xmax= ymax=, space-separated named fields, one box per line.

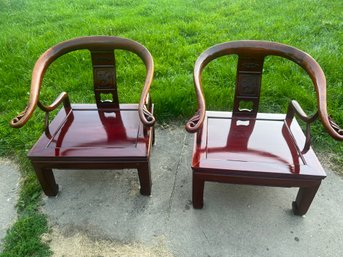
xmin=0 ymin=159 xmax=20 ymax=251
xmin=167 ymin=132 xmax=188 ymax=220
xmin=40 ymin=125 xmax=343 ymax=257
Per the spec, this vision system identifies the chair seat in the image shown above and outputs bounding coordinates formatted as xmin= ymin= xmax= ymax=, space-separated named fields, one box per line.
xmin=192 ymin=111 xmax=326 ymax=180
xmin=29 ymin=104 xmax=152 ymax=161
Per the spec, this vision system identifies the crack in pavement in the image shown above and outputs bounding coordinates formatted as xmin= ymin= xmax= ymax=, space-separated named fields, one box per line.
xmin=166 ymin=132 xmax=188 ymax=221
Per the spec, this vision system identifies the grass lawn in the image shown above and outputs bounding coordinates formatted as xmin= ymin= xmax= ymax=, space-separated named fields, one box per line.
xmin=0 ymin=0 xmax=342 ymax=256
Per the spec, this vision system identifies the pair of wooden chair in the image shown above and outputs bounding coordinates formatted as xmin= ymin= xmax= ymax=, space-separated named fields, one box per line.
xmin=11 ymin=36 xmax=342 ymax=215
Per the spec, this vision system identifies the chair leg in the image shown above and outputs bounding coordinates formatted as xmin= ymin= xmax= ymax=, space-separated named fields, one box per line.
xmin=32 ymin=164 xmax=59 ymax=196
xmin=292 ymin=182 xmax=321 ymax=216
xmin=151 ymin=126 xmax=155 ymax=145
xmin=137 ymin=162 xmax=151 ymax=196
xmin=192 ymin=172 xmax=205 ymax=209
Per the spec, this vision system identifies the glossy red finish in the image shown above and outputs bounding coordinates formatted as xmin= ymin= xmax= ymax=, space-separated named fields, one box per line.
xmin=28 ymin=104 xmax=154 ymax=197
xmin=29 ymin=104 xmax=151 ymax=159
xmin=193 ymin=112 xmax=326 ymax=178
xmin=191 ymin=111 xmax=326 ymax=215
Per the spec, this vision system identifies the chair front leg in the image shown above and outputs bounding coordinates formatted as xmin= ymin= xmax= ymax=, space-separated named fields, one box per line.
xmin=32 ymin=163 xmax=59 ymax=196
xmin=192 ymin=171 xmax=205 ymax=209
xmin=292 ymin=182 xmax=321 ymax=216
xmin=137 ymin=162 xmax=151 ymax=196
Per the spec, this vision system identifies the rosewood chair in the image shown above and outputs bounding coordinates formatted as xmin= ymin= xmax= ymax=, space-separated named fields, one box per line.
xmin=186 ymin=40 xmax=343 ymax=215
xmin=10 ymin=36 xmax=155 ymax=196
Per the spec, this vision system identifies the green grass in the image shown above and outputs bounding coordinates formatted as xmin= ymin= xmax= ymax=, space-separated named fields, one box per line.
xmin=0 ymin=0 xmax=342 ymax=256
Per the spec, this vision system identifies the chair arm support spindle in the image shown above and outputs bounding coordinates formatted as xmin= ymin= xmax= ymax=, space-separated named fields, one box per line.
xmin=37 ymin=92 xmax=71 ymax=113
xmin=286 ymin=100 xmax=319 ymax=124
xmin=286 ymin=100 xmax=319 ymax=153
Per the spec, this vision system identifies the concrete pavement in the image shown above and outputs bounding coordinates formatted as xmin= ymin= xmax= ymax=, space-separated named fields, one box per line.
xmin=0 ymin=159 xmax=20 ymax=252
xmin=1 ymin=125 xmax=342 ymax=256
xmin=40 ymin=125 xmax=343 ymax=257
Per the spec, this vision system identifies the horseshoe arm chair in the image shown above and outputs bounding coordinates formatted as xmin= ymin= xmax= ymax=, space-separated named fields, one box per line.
xmin=10 ymin=36 xmax=155 ymax=196
xmin=186 ymin=40 xmax=342 ymax=215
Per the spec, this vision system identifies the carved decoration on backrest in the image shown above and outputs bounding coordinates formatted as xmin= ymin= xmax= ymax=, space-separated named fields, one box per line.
xmin=233 ymin=55 xmax=264 ymax=117
xmin=91 ymin=51 xmax=119 ymax=108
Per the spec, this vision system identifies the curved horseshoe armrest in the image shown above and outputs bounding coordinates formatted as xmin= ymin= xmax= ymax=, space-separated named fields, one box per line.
xmin=186 ymin=40 xmax=343 ymax=141
xmin=138 ymin=54 xmax=155 ymax=127
xmin=185 ymin=56 xmax=207 ymax=133
xmin=10 ymin=36 xmax=156 ymax=129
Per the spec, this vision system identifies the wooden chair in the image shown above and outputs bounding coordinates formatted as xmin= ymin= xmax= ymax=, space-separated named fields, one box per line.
xmin=10 ymin=36 xmax=155 ymax=196
xmin=186 ymin=40 xmax=343 ymax=215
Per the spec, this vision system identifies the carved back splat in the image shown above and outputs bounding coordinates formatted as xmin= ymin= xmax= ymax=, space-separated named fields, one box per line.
xmin=91 ymin=50 xmax=119 ymax=108
xmin=233 ymin=55 xmax=264 ymax=117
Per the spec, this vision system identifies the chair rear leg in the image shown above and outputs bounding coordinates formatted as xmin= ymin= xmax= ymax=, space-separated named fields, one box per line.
xmin=32 ymin=164 xmax=59 ymax=196
xmin=193 ymin=172 xmax=205 ymax=209
xmin=138 ymin=162 xmax=151 ymax=196
xmin=292 ymin=182 xmax=321 ymax=216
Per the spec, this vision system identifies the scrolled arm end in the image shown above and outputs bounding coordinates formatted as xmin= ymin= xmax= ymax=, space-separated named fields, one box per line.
xmin=10 ymin=106 xmax=30 ymax=128
xmin=140 ymin=106 xmax=156 ymax=127
xmin=329 ymin=116 xmax=343 ymax=136
xmin=185 ymin=110 xmax=204 ymax=133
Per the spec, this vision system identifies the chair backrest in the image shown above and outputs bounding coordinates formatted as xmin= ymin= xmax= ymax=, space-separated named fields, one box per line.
xmin=187 ymin=40 xmax=342 ymax=141
xmin=10 ymin=36 xmax=154 ymax=128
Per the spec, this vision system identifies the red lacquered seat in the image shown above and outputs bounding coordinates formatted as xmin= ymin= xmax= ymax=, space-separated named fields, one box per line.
xmin=29 ymin=104 xmax=151 ymax=159
xmin=186 ymin=41 xmax=343 ymax=215
xmin=11 ymin=36 xmax=155 ymax=197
